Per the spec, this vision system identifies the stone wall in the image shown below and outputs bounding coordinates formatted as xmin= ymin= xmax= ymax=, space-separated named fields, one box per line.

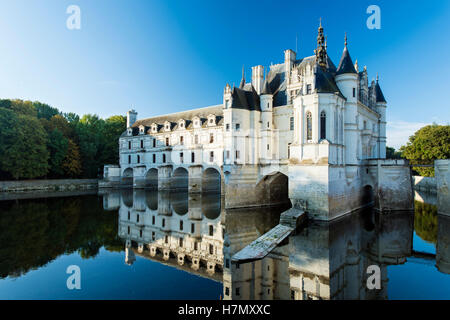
xmin=0 ymin=179 xmax=98 ymax=193
xmin=413 ymin=175 xmax=436 ymax=193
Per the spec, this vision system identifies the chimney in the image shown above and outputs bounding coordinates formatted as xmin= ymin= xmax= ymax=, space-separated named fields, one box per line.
xmin=251 ymin=65 xmax=264 ymax=94
xmin=127 ymin=109 xmax=137 ymax=128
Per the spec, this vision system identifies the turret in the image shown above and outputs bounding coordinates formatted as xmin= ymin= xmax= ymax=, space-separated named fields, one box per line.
xmin=374 ymin=75 xmax=387 ymax=158
xmin=127 ymin=109 xmax=137 ymax=128
xmin=284 ymin=49 xmax=296 ymax=84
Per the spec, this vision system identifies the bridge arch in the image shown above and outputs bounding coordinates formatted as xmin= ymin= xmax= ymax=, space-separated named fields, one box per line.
xmin=122 ymin=167 xmax=133 ymax=186
xmin=362 ymin=184 xmax=375 ymax=207
xmin=202 ymin=167 xmax=221 ymax=193
xmin=172 ymin=167 xmax=189 ymax=190
xmin=145 ymin=168 xmax=158 ymax=189
xmin=257 ymin=171 xmax=289 ymax=206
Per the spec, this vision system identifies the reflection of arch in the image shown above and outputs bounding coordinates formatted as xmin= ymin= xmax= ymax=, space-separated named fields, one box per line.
xmin=202 ymin=193 xmax=221 ymax=220
xmin=171 ymin=191 xmax=188 ymax=215
xmin=145 ymin=189 xmax=158 ymax=211
xmin=172 ymin=167 xmax=188 ymax=190
xmin=257 ymin=172 xmax=289 ymax=205
xmin=122 ymin=168 xmax=133 ymax=186
xmin=362 ymin=185 xmax=374 ymax=206
xmin=121 ymin=189 xmax=133 ymax=208
xmin=202 ymin=168 xmax=221 ymax=193
xmin=145 ymin=168 xmax=158 ymax=189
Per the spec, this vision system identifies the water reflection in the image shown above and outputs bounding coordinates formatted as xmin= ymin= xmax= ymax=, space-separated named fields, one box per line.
xmin=110 ymin=189 xmax=449 ymax=300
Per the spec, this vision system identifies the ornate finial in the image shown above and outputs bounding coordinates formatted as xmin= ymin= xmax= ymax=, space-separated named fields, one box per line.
xmin=319 ymin=17 xmax=322 ymax=28
xmin=345 ymin=32 xmax=348 ymax=47
xmin=239 ymin=65 xmax=245 ymax=89
xmin=376 ymin=73 xmax=379 ymax=82
xmin=315 ymin=19 xmax=327 ymax=68
xmin=354 ymin=59 xmax=359 ymax=72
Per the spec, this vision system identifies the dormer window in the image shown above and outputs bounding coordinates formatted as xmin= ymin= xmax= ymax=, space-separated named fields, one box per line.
xmin=151 ymin=124 xmax=157 ymax=133
xmin=207 ymin=115 xmax=215 ymax=126
xmin=164 ymin=122 xmax=171 ymax=131
xmin=192 ymin=117 xmax=200 ymax=128
xmin=127 ymin=128 xmax=132 ymax=136
xmin=139 ymin=126 xmax=145 ymax=134
xmin=179 ymin=120 xmax=185 ymax=129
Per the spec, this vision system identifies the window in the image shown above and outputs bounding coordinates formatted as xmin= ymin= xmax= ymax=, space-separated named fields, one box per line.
xmin=320 ymin=111 xmax=326 ymax=140
xmin=235 ymin=150 xmax=240 ymax=159
xmin=140 ymin=140 xmax=143 ymax=148
xmin=209 ymin=118 xmax=214 ymax=124
xmin=353 ymin=87 xmax=356 ymax=98
xmin=267 ymin=121 xmax=270 ymax=128
xmin=180 ymin=122 xmax=184 ymax=128
xmin=128 ymin=211 xmax=130 ymax=220
xmin=267 ymin=144 xmax=270 ymax=151
xmin=210 ymin=133 xmax=214 ymax=143
xmin=179 ymin=238 xmax=183 ymax=247
xmin=226 ymin=150 xmax=230 ymax=159
xmin=127 ymin=226 xmax=130 ymax=234
xmin=128 ymin=141 xmax=131 ymax=149
xmin=153 ymin=139 xmax=156 ymax=147
xmin=128 ymin=155 xmax=131 ymax=164
xmin=179 ymin=220 xmax=183 ymax=231
xmin=306 ymin=84 xmax=312 ymax=94
xmin=152 ymin=231 xmax=155 ymax=241
xmin=306 ymin=111 xmax=312 ymax=141
xmin=136 ymin=214 xmax=139 ymax=223
xmin=163 ymin=154 xmax=166 ymax=163
xmin=194 ymin=242 xmax=198 ymax=251
xmin=363 ymin=120 xmax=367 ymax=130
xmin=152 ymin=154 xmax=156 ymax=163
xmin=225 ymin=100 xmax=229 ymax=109
xmin=152 ymin=216 xmax=155 ymax=225
xmin=139 ymin=229 xmax=142 ymax=238
xmin=290 ymin=117 xmax=294 ymax=131
xmin=180 ymin=136 xmax=184 ymax=145
xmin=226 ymin=123 xmax=230 ymax=131
xmin=162 ymin=218 xmax=165 ymax=227
xmin=291 ymin=291 xmax=296 ymax=300
xmin=225 ymin=259 xmax=230 ymax=269
xmin=191 ymin=223 xmax=195 ymax=233
xmin=165 ymin=235 xmax=168 ymax=244
xmin=191 ymin=152 xmax=195 ymax=163
xmin=236 ymin=123 xmax=240 ymax=131
xmin=209 ymin=244 xmax=214 ymax=254
xmin=225 ymin=287 xmax=230 ymax=296
xmin=209 ymin=225 xmax=214 ymax=236
xmin=180 ymin=152 xmax=184 ymax=164
xmin=194 ymin=135 xmax=199 ymax=144
xmin=137 ymin=155 xmax=140 ymax=163
xmin=165 ymin=137 xmax=169 ymax=146
xmin=236 ymin=288 xmax=240 ymax=296
xmin=210 ymin=151 xmax=214 ymax=162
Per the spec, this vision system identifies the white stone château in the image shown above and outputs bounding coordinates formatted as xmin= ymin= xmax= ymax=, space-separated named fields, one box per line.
xmin=104 ymin=23 xmax=414 ymax=221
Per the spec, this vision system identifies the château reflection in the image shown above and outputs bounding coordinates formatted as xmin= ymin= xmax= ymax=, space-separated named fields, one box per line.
xmin=104 ymin=189 xmax=449 ymax=300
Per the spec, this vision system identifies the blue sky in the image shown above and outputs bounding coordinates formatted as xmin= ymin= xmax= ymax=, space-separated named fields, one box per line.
xmin=0 ymin=0 xmax=448 ymax=149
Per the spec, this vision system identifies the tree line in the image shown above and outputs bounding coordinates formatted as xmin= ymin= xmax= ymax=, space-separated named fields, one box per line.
xmin=0 ymin=99 xmax=126 ymax=180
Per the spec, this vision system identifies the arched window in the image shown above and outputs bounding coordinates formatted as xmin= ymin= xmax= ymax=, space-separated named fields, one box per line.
xmin=306 ymin=112 xmax=312 ymax=141
xmin=320 ymin=111 xmax=326 ymax=140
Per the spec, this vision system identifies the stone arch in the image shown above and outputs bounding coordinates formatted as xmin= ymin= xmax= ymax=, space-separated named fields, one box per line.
xmin=172 ymin=167 xmax=189 ymax=190
xmin=257 ymin=171 xmax=289 ymax=206
xmin=145 ymin=168 xmax=158 ymax=189
xmin=122 ymin=168 xmax=133 ymax=186
xmin=362 ymin=184 xmax=375 ymax=207
xmin=202 ymin=167 xmax=221 ymax=193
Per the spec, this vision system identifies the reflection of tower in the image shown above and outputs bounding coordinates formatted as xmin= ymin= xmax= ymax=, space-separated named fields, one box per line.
xmin=437 ymin=215 xmax=450 ymax=274
xmin=125 ymin=247 xmax=136 ymax=265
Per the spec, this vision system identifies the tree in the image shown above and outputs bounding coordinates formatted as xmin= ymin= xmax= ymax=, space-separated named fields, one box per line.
xmin=0 ymin=109 xmax=49 ymax=179
xmin=47 ymin=129 xmax=69 ymax=177
xmin=400 ymin=124 xmax=450 ymax=176
xmin=33 ymin=101 xmax=59 ymax=120
xmin=386 ymin=146 xmax=403 ymax=159
xmin=62 ymin=139 xmax=82 ymax=177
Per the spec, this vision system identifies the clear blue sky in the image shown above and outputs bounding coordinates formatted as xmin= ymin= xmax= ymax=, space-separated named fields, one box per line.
xmin=0 ymin=0 xmax=449 ymax=149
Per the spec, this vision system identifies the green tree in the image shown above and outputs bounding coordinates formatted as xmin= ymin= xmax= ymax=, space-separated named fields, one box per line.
xmin=33 ymin=101 xmax=59 ymax=120
xmin=47 ymin=129 xmax=69 ymax=177
xmin=386 ymin=146 xmax=403 ymax=159
xmin=0 ymin=109 xmax=49 ymax=179
xmin=400 ymin=124 xmax=450 ymax=176
xmin=62 ymin=139 xmax=82 ymax=177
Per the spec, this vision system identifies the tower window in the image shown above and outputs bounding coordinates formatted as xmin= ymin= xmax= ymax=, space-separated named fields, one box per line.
xmin=153 ymin=154 xmax=156 ymax=163
xmin=128 ymin=141 xmax=131 ymax=149
xmin=267 ymin=122 xmax=270 ymax=128
xmin=320 ymin=111 xmax=326 ymax=140
xmin=180 ymin=220 xmax=183 ymax=231
xmin=306 ymin=111 xmax=313 ymax=141
xmin=128 ymin=155 xmax=131 ymax=164
xmin=140 ymin=140 xmax=143 ymax=148
xmin=210 ymin=151 xmax=214 ymax=162
xmin=152 ymin=216 xmax=155 ymax=225
xmin=191 ymin=223 xmax=195 ymax=233
xmin=153 ymin=139 xmax=156 ymax=148
xmin=290 ymin=117 xmax=294 ymax=131
xmin=165 ymin=137 xmax=169 ymax=146
xmin=236 ymin=123 xmax=240 ymax=131
xmin=226 ymin=124 xmax=230 ymax=131
xmin=137 ymin=155 xmax=140 ymax=163
xmin=163 ymin=154 xmax=166 ymax=163
xmin=180 ymin=152 xmax=184 ymax=164
xmin=191 ymin=152 xmax=195 ymax=163
xmin=209 ymin=225 xmax=214 ymax=236
xmin=235 ymin=150 xmax=240 ymax=159
xmin=180 ymin=136 xmax=184 ymax=145
xmin=306 ymin=84 xmax=312 ymax=94
xmin=210 ymin=133 xmax=214 ymax=143
xmin=353 ymin=87 xmax=356 ymax=98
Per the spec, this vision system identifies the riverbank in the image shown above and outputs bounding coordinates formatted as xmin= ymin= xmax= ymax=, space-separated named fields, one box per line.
xmin=0 ymin=179 xmax=98 ymax=193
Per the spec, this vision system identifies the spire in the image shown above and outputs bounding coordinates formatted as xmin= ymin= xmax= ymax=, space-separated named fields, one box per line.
xmin=314 ymin=19 xmax=327 ymax=68
xmin=374 ymin=74 xmax=386 ymax=103
xmin=336 ymin=33 xmax=357 ymax=75
xmin=239 ymin=65 xmax=245 ymax=89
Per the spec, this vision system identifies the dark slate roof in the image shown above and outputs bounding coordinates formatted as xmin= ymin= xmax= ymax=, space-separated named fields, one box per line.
xmin=266 ymin=63 xmax=287 ymax=106
xmin=231 ymin=86 xmax=261 ymax=111
xmin=314 ymin=64 xmax=345 ymax=98
xmin=336 ymin=47 xmax=357 ymax=75
xmin=375 ymin=81 xmax=386 ymax=103
xmin=131 ymin=105 xmax=223 ymax=129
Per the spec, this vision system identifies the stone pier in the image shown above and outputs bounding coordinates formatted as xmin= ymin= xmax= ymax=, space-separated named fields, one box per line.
xmin=188 ymin=165 xmax=203 ymax=193
xmin=158 ymin=165 xmax=173 ymax=190
xmin=435 ymin=160 xmax=450 ymax=216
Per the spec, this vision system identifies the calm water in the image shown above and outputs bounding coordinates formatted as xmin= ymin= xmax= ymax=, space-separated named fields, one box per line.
xmin=0 ymin=189 xmax=449 ymax=300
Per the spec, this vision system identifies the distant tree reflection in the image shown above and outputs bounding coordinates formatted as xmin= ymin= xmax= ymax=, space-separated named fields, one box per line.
xmin=414 ymin=200 xmax=438 ymax=244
